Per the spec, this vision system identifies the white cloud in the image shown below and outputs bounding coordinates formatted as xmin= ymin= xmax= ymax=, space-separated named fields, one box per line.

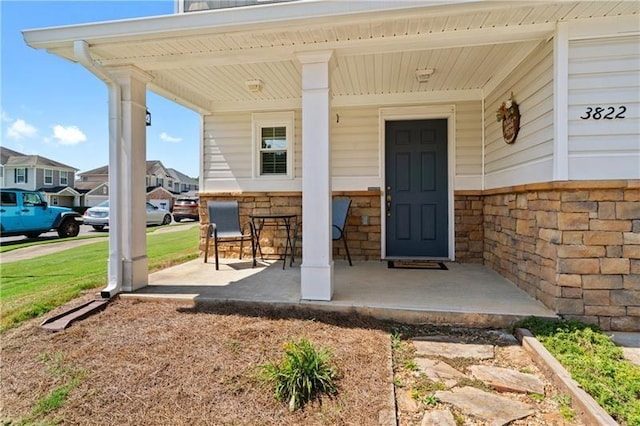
xmin=1 ymin=110 xmax=12 ymax=122
xmin=52 ymin=125 xmax=87 ymax=145
xmin=7 ymin=119 xmax=38 ymax=140
xmin=159 ymin=132 xmax=182 ymax=143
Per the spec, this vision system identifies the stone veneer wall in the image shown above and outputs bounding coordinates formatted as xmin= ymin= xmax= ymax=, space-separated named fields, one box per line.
xmin=197 ymin=191 xmax=382 ymax=262
xmin=199 ymin=191 xmax=484 ymax=264
xmin=483 ymin=180 xmax=639 ymax=331
xmin=454 ymin=192 xmax=484 ymax=264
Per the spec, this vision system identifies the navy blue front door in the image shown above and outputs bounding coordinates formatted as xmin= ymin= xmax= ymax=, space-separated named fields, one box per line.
xmin=385 ymin=119 xmax=448 ymax=258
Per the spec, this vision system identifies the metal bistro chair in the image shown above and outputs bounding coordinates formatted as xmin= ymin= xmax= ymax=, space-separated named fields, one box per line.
xmin=204 ymin=201 xmax=255 ymax=270
xmin=290 ymin=198 xmax=353 ymax=266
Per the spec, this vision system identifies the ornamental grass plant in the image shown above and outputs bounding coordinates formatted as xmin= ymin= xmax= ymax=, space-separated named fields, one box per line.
xmin=260 ymin=338 xmax=338 ymax=412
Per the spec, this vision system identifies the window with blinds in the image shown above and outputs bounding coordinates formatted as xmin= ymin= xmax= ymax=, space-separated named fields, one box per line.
xmin=260 ymin=127 xmax=287 ymax=175
xmin=252 ymin=112 xmax=294 ymax=179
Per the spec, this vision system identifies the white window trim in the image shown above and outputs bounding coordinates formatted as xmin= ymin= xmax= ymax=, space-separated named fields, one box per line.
xmin=44 ymin=169 xmax=54 ymax=185
xmin=60 ymin=170 xmax=68 ymax=186
xmin=16 ymin=168 xmax=26 ymax=184
xmin=252 ymin=111 xmax=295 ymax=179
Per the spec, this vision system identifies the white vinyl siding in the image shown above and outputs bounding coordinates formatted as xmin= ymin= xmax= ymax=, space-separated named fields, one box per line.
xmin=202 ymin=101 xmax=482 ymax=192
xmin=202 ymin=110 xmax=302 ymax=192
xmin=454 ymin=101 xmax=483 ymax=190
xmin=484 ymin=40 xmax=554 ymax=189
xmin=331 ymin=107 xmax=379 ymax=178
xmin=567 ymin=35 xmax=640 ymax=180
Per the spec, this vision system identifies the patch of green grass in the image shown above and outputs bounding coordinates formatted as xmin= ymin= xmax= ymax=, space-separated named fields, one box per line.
xmin=390 ymin=332 xmax=416 ymax=373
xmin=529 ymin=392 xmax=545 ymax=402
xmin=259 ymin=338 xmax=338 ymax=412
xmin=516 ymin=317 xmax=640 ymax=425
xmin=413 ymin=376 xmax=446 ymax=394
xmin=411 ymin=389 xmax=439 ymax=405
xmin=0 ymin=227 xmax=200 ymax=332
xmin=403 ymin=359 xmax=418 ymax=371
xmin=553 ymin=393 xmax=576 ymax=422
xmin=456 ymin=377 xmax=491 ymax=392
xmin=13 ymin=352 xmax=86 ymax=424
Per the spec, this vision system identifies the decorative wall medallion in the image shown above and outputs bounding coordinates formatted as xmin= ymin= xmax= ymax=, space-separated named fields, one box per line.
xmin=496 ymin=94 xmax=520 ymax=144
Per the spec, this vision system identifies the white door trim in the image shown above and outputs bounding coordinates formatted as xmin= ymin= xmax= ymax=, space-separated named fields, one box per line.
xmin=379 ymin=105 xmax=456 ymax=261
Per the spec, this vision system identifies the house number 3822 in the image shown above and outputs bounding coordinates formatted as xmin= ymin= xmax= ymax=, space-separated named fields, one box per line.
xmin=580 ymin=106 xmax=626 ymax=120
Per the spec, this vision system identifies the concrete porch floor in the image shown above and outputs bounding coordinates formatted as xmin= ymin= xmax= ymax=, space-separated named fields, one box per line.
xmin=123 ymin=259 xmax=558 ymax=328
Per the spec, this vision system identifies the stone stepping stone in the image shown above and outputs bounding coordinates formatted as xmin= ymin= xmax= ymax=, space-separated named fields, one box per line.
xmin=396 ymin=389 xmax=419 ymax=413
xmin=412 ymin=338 xmax=494 ymax=359
xmin=435 ymin=386 xmax=534 ymax=425
xmin=414 ymin=358 xmax=464 ymax=388
xmin=421 ymin=409 xmax=456 ymax=426
xmin=469 ymin=365 xmax=545 ymax=394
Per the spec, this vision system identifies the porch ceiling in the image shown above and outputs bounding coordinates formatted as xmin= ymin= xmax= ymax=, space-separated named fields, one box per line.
xmin=25 ymin=0 xmax=638 ymax=113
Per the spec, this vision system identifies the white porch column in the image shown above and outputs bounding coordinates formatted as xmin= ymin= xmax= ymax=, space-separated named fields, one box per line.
xmin=553 ymin=21 xmax=569 ymax=181
xmin=297 ymin=51 xmax=334 ymax=301
xmin=110 ymin=66 xmax=153 ymax=292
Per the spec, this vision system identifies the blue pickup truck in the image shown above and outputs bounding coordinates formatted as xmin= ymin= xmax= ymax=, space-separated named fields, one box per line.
xmin=0 ymin=189 xmax=83 ymax=238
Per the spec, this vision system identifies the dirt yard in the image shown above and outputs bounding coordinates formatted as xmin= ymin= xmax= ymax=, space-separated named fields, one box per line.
xmin=2 ymin=296 xmax=579 ymax=425
xmin=2 ymin=297 xmax=393 ymax=425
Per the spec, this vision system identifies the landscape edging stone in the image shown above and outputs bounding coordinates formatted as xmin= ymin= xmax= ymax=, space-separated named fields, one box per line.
xmin=515 ymin=328 xmax=618 ymax=426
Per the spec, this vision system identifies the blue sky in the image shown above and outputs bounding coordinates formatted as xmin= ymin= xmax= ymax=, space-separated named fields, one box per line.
xmin=1 ymin=0 xmax=201 ymax=178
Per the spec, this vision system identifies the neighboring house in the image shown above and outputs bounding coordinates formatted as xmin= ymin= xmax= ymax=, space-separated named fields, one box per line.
xmin=77 ymin=161 xmax=197 ymax=207
xmin=0 ymin=146 xmax=81 ymax=207
xmin=23 ymin=1 xmax=640 ymax=330
xmin=167 ymin=168 xmax=199 ymax=194
xmin=75 ymin=181 xmax=109 ymax=207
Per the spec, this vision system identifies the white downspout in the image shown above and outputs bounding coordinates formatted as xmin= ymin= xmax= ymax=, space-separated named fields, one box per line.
xmin=73 ymin=40 xmax=123 ymax=297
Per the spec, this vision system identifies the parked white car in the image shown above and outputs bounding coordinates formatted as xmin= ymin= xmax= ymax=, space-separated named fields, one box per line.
xmin=83 ymin=201 xmax=172 ymax=231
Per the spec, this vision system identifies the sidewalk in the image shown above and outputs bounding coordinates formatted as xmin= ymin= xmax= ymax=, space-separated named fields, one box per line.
xmin=0 ymin=238 xmax=107 ymax=263
xmin=610 ymin=332 xmax=640 ymax=365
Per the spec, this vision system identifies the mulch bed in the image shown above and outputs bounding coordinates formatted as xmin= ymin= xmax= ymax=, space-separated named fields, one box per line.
xmin=1 ymin=297 xmax=393 ymax=425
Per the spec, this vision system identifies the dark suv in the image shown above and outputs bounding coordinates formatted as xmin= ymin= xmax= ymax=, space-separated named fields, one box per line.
xmin=0 ymin=189 xmax=83 ymax=238
xmin=172 ymin=198 xmax=199 ymax=222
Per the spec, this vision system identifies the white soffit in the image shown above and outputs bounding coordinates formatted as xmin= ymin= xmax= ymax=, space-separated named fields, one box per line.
xmin=23 ymin=1 xmax=639 ymax=112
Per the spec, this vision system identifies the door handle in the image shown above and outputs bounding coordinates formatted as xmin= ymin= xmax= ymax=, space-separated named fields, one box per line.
xmin=386 ymin=186 xmax=392 ymax=217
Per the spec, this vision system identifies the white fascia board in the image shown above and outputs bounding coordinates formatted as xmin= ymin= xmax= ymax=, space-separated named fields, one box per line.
xmin=209 ymin=89 xmax=482 ymax=112
xmin=22 ymin=0 xmax=533 ymax=50
xmin=567 ymin=15 xmax=640 ymax=40
xmin=333 ymin=90 xmax=483 ymax=108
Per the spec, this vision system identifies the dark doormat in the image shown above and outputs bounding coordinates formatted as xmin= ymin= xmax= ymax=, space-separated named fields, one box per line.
xmin=387 ymin=261 xmax=448 ymax=270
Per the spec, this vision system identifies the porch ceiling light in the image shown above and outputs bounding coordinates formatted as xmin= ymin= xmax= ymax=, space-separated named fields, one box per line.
xmin=245 ymin=79 xmax=264 ymax=93
xmin=415 ymin=68 xmax=435 ymax=83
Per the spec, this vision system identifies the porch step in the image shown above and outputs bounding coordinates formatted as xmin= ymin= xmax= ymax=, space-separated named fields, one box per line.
xmin=40 ymin=299 xmax=110 ymax=332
